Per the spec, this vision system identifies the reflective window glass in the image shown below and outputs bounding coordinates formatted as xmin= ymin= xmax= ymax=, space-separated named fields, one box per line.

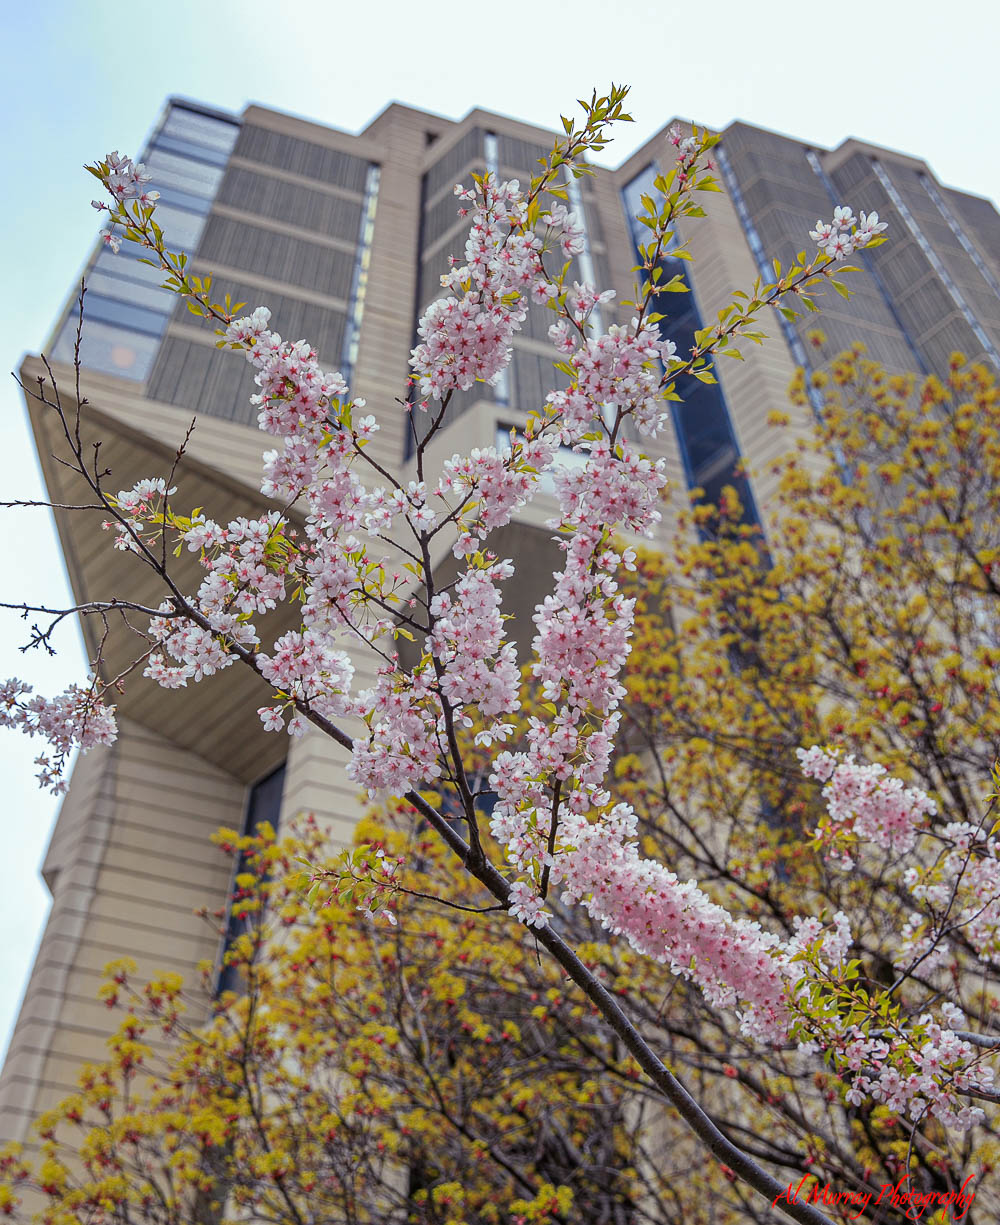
xmin=144 ymin=202 xmax=206 ymax=250
xmin=622 ymin=163 xmax=761 ymax=531
xmin=700 ymin=466 xmax=757 ymax=522
xmin=621 ymin=165 xmax=658 ymax=252
xmin=50 ymin=318 xmax=159 ymax=381
xmin=145 ymin=149 xmax=224 ymax=197
xmin=155 ymin=133 xmax=232 ymax=168
xmin=83 ymin=294 xmax=170 ymax=337
xmin=94 ymin=246 xmax=175 ymax=288
xmin=162 ymin=108 xmax=240 ymax=154
xmin=86 ymin=270 xmax=175 ymax=313
xmin=673 ymin=379 xmax=738 ymax=477
xmin=48 ymin=103 xmax=238 ymax=386
xmin=216 ymin=764 xmax=286 ymax=998
xmin=148 ymin=183 xmax=214 ymax=215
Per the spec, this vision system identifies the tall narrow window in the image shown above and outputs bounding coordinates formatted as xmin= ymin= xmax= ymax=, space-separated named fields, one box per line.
xmin=920 ymin=172 xmax=1000 ymax=300
xmin=803 ymin=149 xmax=928 ymax=377
xmin=621 ymin=164 xmax=763 ymax=533
xmin=484 ymin=132 xmax=511 ymax=407
xmin=340 ymin=162 xmax=381 ymax=390
xmin=870 ymin=158 xmax=1000 ymax=368
xmin=215 ymin=762 xmax=286 ymax=997
xmin=719 ymin=144 xmax=832 ymax=417
xmin=49 ymin=101 xmax=240 ymax=381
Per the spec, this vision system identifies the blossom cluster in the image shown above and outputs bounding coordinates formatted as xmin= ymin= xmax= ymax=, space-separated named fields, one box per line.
xmin=140 ymin=511 xmax=288 ymax=690
xmin=0 ymin=679 xmax=117 ymax=794
xmin=411 ymin=176 xmax=541 ymax=399
xmin=556 ymin=803 xmax=793 ymax=1042
xmin=105 ymin=478 xmax=176 ymax=554
xmin=832 ymin=1014 xmax=990 ymax=1131
xmin=430 ymin=559 xmax=519 ymax=718
xmin=796 ymin=749 xmax=997 ymax=1126
xmin=440 ymin=438 xmax=556 ymax=554
xmin=890 ymin=815 xmax=1000 ymax=981
xmin=796 ymin=748 xmax=997 ymax=963
xmin=797 ymin=745 xmax=936 ymax=864
xmin=547 ymin=321 xmax=677 ymax=438
xmin=90 ymin=151 xmax=159 ymax=253
xmin=540 ymin=202 xmax=585 ymax=259
xmin=809 ymin=206 xmax=888 ymax=261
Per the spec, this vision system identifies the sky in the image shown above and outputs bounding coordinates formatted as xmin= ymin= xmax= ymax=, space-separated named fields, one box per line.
xmin=1 ymin=0 xmax=998 ymax=1062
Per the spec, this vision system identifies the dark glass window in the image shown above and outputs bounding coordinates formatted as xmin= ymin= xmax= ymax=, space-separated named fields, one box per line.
xmin=621 ymin=165 xmax=762 ymax=533
xmin=216 ymin=763 xmax=286 ymax=997
xmin=674 ymin=380 xmax=739 ymax=478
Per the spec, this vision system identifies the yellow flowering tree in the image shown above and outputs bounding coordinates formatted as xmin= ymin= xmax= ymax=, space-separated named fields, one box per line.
xmin=612 ymin=344 xmax=1000 ymax=1216
xmin=0 ymin=804 xmax=743 ymax=1225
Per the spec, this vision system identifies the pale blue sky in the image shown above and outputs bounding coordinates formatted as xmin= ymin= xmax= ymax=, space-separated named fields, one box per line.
xmin=1 ymin=0 xmax=998 ymax=1060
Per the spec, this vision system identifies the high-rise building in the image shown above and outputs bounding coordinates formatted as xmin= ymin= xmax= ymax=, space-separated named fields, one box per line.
xmin=3 ymin=95 xmax=999 ymax=1145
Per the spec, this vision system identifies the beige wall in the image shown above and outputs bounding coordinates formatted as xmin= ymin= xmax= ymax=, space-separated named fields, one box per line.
xmin=0 ymin=718 xmax=244 ymax=1145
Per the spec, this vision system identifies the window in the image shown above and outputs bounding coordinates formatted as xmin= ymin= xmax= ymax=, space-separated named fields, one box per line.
xmin=161 ymin=105 xmax=241 ymax=156
xmin=50 ymin=319 xmax=160 ymax=380
xmin=215 ymin=763 xmax=286 ymax=997
xmin=144 ymin=148 xmax=226 ymax=198
xmin=340 ymin=163 xmax=381 ymax=389
xmin=46 ymin=101 xmax=241 ymax=383
xmin=81 ymin=294 xmax=171 ymax=337
xmin=621 ymin=164 xmax=763 ymax=533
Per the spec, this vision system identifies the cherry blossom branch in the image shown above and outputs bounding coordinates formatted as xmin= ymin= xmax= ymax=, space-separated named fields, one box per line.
xmin=0 ymin=499 xmax=106 ymax=510
xmin=0 ymin=599 xmax=173 ymax=623
xmin=955 ymin=1030 xmax=1000 ymax=1049
xmin=382 ymin=770 xmax=839 ymax=1225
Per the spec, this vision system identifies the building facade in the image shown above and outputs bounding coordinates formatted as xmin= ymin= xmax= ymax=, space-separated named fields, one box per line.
xmin=3 ymin=95 xmax=999 ymax=1144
